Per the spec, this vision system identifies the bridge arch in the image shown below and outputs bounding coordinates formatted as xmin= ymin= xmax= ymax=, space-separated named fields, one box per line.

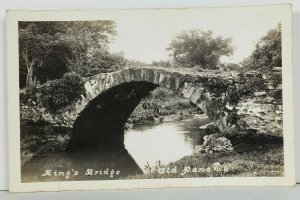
xmin=67 ymin=67 xmax=237 ymax=151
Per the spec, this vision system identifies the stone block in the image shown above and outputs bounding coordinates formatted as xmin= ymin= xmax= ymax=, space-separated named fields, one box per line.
xmin=163 ymin=72 xmax=173 ymax=89
xmin=190 ymin=89 xmax=202 ymax=104
xmin=158 ymin=72 xmax=165 ymax=84
xmin=183 ymin=86 xmax=195 ymax=99
xmin=153 ymin=70 xmax=160 ymax=84
xmin=123 ymin=69 xmax=131 ymax=82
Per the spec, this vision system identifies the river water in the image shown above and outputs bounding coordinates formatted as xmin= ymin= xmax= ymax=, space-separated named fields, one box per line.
xmin=124 ymin=114 xmax=211 ymax=173
xmin=21 ymin=114 xmax=211 ymax=182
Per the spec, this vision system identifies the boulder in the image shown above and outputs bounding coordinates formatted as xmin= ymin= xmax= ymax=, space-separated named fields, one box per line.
xmin=194 ymin=134 xmax=234 ymax=154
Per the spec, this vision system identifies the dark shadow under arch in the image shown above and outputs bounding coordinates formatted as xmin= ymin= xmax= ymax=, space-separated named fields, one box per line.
xmin=65 ymin=81 xmax=159 ymax=177
xmin=68 ymin=81 xmax=158 ymax=152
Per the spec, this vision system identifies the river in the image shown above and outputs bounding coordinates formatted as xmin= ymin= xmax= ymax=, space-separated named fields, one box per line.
xmin=124 ymin=114 xmax=211 ymax=173
xmin=21 ymin=114 xmax=211 ymax=182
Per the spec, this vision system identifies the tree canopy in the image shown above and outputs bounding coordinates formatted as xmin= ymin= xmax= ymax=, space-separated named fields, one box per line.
xmin=19 ymin=21 xmax=125 ymax=88
xmin=167 ymin=30 xmax=234 ymax=69
xmin=241 ymin=24 xmax=281 ymax=71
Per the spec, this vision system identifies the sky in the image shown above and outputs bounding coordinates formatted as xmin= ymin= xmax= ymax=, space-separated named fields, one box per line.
xmin=108 ymin=6 xmax=283 ymax=64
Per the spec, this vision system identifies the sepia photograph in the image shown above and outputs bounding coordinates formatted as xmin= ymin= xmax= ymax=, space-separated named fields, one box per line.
xmin=7 ymin=4 xmax=295 ymax=192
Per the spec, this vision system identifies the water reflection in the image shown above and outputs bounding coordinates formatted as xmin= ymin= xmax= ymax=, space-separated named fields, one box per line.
xmin=124 ymin=115 xmax=210 ymax=172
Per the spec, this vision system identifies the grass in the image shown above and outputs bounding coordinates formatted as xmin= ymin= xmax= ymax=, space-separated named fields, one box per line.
xmin=125 ymin=144 xmax=284 ymax=179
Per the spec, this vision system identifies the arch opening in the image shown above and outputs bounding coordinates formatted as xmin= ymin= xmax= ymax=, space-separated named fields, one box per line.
xmin=68 ymin=81 xmax=158 ymax=152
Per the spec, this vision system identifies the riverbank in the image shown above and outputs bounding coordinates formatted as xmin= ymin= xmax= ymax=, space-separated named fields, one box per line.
xmin=125 ymin=143 xmax=283 ymax=179
xmin=20 ymin=124 xmax=71 ymax=166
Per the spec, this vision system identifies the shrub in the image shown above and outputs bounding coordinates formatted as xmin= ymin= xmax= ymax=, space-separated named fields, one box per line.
xmin=203 ymin=77 xmax=229 ymax=96
xmin=151 ymin=87 xmax=174 ymax=100
xmin=219 ymin=63 xmax=242 ymax=72
xmin=236 ymin=74 xmax=267 ymax=98
xmin=152 ymin=60 xmax=172 ymax=68
xmin=225 ymin=74 xmax=267 ymax=105
xmin=20 ymin=86 xmax=39 ymax=105
xmin=40 ymin=72 xmax=84 ymax=112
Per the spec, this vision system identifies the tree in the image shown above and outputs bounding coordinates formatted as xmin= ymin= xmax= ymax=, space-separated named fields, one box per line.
xmin=61 ymin=21 xmax=119 ymax=76
xmin=18 ymin=21 xmax=120 ymax=88
xmin=241 ymin=24 xmax=281 ymax=70
xmin=19 ymin=22 xmax=71 ymax=88
xmin=167 ymin=30 xmax=234 ymax=69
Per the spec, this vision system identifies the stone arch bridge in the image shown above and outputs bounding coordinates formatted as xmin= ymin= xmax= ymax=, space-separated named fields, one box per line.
xmin=32 ymin=67 xmax=283 ymax=151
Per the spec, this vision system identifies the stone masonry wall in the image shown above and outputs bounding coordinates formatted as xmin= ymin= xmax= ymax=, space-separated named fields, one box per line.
xmin=21 ymin=67 xmax=283 ymax=136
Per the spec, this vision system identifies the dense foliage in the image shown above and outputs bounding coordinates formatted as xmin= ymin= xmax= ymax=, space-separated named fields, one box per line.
xmin=40 ymin=72 xmax=84 ymax=112
xmin=70 ymin=51 xmax=126 ymax=77
xmin=241 ymin=24 xmax=281 ymax=71
xmin=167 ymin=30 xmax=234 ymax=69
xmin=226 ymin=75 xmax=268 ymax=105
xmin=19 ymin=21 xmax=126 ymax=88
